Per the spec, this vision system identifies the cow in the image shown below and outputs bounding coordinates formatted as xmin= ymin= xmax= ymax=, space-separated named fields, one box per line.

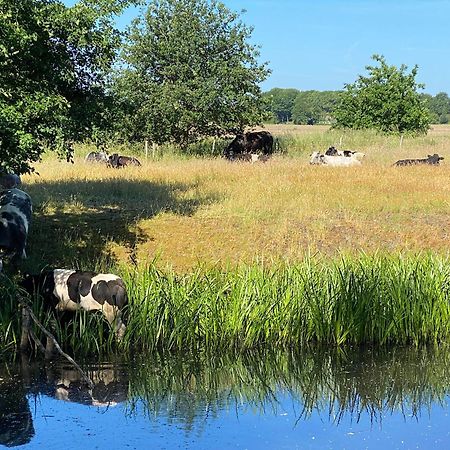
xmin=394 ymin=154 xmax=444 ymax=166
xmin=0 ymin=173 xmax=21 ymax=189
xmin=224 ymin=131 xmax=274 ymax=160
xmin=228 ymin=153 xmax=271 ymax=163
xmin=108 ymin=153 xmax=142 ymax=168
xmin=325 ymin=146 xmax=365 ymax=159
xmin=310 ymin=151 xmax=362 ymax=167
xmin=85 ymin=151 xmax=109 ymax=164
xmin=0 ymin=188 xmax=32 ymax=271
xmin=21 ymin=269 xmax=128 ymax=352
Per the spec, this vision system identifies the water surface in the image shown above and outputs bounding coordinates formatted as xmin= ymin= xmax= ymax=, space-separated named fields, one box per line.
xmin=1 ymin=347 xmax=450 ymax=449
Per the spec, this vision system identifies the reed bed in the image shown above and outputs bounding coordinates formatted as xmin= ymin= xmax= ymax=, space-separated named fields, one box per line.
xmin=1 ymin=254 xmax=449 ymax=355
xmin=122 ymin=254 xmax=450 ymax=351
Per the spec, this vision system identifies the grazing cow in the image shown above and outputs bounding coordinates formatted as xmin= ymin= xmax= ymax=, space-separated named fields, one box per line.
xmin=0 ymin=173 xmax=21 ymax=189
xmin=394 ymin=154 xmax=444 ymax=166
xmin=0 ymin=189 xmax=32 ymax=271
xmin=108 ymin=153 xmax=142 ymax=168
xmin=310 ymin=151 xmax=362 ymax=167
xmin=22 ymin=269 xmax=128 ymax=344
xmin=224 ymin=131 xmax=274 ymax=160
xmin=85 ymin=151 xmax=109 ymax=164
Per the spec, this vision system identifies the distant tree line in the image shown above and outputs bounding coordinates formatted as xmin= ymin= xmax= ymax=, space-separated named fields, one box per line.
xmin=264 ymin=87 xmax=450 ymax=126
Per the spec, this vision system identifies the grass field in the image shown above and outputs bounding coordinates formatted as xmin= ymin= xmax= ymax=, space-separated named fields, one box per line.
xmin=1 ymin=126 xmax=449 ymax=353
xmin=22 ymin=124 xmax=450 ymax=272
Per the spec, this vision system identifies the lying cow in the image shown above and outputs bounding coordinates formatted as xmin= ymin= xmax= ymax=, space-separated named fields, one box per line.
xmin=0 ymin=173 xmax=21 ymax=189
xmin=227 ymin=153 xmax=271 ymax=163
xmin=224 ymin=130 xmax=274 ymax=160
xmin=310 ymin=151 xmax=362 ymax=167
xmin=0 ymin=188 xmax=32 ymax=271
xmin=394 ymin=154 xmax=444 ymax=166
xmin=85 ymin=151 xmax=109 ymax=164
xmin=325 ymin=146 xmax=365 ymax=159
xmin=22 ymin=269 xmax=128 ymax=348
xmin=108 ymin=153 xmax=142 ymax=168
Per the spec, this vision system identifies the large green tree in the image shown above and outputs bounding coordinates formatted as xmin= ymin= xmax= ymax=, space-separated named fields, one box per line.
xmin=334 ymin=55 xmax=430 ymax=134
xmin=0 ymin=0 xmax=130 ymax=174
xmin=114 ymin=0 xmax=270 ymax=146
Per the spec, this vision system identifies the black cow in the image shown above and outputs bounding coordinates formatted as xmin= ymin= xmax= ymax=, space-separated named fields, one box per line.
xmin=108 ymin=153 xmax=142 ymax=168
xmin=0 ymin=189 xmax=32 ymax=271
xmin=224 ymin=131 xmax=274 ymax=160
xmin=22 ymin=269 xmax=128 ymax=348
xmin=85 ymin=151 xmax=109 ymax=164
xmin=394 ymin=154 xmax=445 ymax=166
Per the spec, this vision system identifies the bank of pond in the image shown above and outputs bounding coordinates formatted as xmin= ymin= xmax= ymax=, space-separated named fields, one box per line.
xmin=2 ymin=346 xmax=450 ymax=448
xmin=0 ymin=253 xmax=449 ymax=355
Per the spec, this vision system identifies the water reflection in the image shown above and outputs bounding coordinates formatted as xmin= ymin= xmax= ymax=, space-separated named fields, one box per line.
xmin=1 ymin=346 xmax=450 ymax=447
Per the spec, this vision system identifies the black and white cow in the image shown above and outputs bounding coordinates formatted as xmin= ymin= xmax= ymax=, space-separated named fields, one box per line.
xmin=85 ymin=151 xmax=109 ymax=164
xmin=22 ymin=269 xmax=128 ymax=342
xmin=0 ymin=188 xmax=32 ymax=271
xmin=108 ymin=153 xmax=142 ymax=168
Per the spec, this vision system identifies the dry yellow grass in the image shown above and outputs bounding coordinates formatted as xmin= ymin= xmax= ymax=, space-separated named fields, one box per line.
xmin=22 ymin=126 xmax=450 ymax=271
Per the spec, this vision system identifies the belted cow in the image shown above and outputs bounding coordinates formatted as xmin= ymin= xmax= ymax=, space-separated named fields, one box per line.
xmin=310 ymin=151 xmax=362 ymax=167
xmin=394 ymin=154 xmax=444 ymax=166
xmin=224 ymin=131 xmax=274 ymax=161
xmin=22 ymin=269 xmax=128 ymax=346
xmin=108 ymin=153 xmax=142 ymax=168
xmin=0 ymin=188 xmax=32 ymax=271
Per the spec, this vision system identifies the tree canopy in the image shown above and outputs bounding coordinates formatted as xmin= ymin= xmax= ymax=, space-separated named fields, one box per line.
xmin=263 ymin=88 xmax=299 ymax=123
xmin=114 ymin=0 xmax=270 ymax=146
xmin=333 ymin=55 xmax=430 ymax=134
xmin=0 ymin=0 xmax=130 ymax=174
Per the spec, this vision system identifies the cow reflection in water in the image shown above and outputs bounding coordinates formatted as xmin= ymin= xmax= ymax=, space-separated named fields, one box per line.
xmin=0 ymin=359 xmax=128 ymax=447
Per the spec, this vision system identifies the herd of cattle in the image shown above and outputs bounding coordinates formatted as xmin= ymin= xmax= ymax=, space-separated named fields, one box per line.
xmin=0 ymin=130 xmax=446 ymax=354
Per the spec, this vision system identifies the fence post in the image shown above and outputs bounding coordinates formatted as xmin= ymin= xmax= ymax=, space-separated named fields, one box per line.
xmin=145 ymin=139 xmax=149 ymax=159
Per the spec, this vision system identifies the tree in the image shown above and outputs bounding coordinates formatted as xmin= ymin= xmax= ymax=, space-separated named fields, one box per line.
xmin=114 ymin=0 xmax=270 ymax=146
xmin=0 ymin=0 xmax=130 ymax=174
xmin=263 ymin=88 xmax=299 ymax=123
xmin=426 ymin=92 xmax=450 ymax=124
xmin=291 ymin=90 xmax=340 ymax=125
xmin=333 ymin=55 xmax=430 ymax=134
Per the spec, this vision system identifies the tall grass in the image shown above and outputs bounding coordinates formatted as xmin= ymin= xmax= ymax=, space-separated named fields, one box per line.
xmin=1 ymin=254 xmax=449 ymax=355
xmin=121 ymin=253 xmax=450 ymax=352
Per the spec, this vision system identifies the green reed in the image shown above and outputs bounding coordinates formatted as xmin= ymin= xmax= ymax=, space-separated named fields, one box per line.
xmin=1 ymin=253 xmax=449 ymax=355
xmin=121 ymin=253 xmax=450 ymax=352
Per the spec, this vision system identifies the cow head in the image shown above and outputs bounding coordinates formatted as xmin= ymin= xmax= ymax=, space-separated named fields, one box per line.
xmin=310 ymin=151 xmax=324 ymax=165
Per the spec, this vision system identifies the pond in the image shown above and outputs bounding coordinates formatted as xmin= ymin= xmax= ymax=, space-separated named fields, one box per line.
xmin=1 ymin=346 xmax=450 ymax=449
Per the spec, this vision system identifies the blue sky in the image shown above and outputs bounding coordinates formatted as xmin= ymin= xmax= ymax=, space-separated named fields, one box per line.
xmin=67 ymin=0 xmax=450 ymax=94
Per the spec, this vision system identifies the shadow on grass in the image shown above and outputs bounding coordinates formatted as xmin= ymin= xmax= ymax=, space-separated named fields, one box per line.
xmin=24 ymin=178 xmax=219 ymax=270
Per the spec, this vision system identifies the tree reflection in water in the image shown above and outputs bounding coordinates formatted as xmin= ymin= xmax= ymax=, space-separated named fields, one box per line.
xmin=1 ymin=346 xmax=450 ymax=447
